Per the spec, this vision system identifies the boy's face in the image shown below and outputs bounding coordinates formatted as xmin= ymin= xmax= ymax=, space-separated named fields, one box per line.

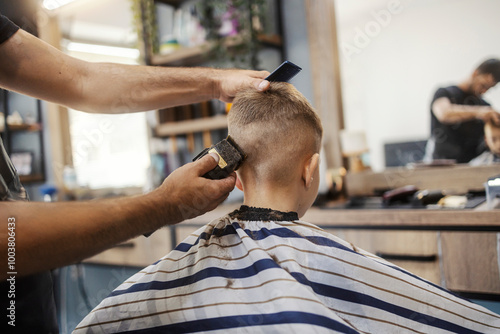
xmin=485 ymin=125 xmax=500 ymax=156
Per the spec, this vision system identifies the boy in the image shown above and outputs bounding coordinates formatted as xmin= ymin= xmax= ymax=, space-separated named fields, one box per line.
xmin=75 ymin=83 xmax=499 ymax=333
xmin=470 ymin=120 xmax=500 ymax=165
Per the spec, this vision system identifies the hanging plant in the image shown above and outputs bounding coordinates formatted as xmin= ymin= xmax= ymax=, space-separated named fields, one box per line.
xmin=131 ymin=0 xmax=159 ymax=61
xmin=195 ymin=0 xmax=267 ymax=69
xmin=131 ymin=0 xmax=268 ymax=68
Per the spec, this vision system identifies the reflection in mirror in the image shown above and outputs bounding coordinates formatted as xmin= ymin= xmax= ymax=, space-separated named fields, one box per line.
xmin=334 ymin=0 xmax=500 ymax=171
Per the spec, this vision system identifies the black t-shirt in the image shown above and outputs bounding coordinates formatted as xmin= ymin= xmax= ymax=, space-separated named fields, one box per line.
xmin=0 ymin=13 xmax=19 ymax=44
xmin=430 ymin=86 xmax=488 ymax=163
xmin=0 ymin=14 xmax=59 ymax=334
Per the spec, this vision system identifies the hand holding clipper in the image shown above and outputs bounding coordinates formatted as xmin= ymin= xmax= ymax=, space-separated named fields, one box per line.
xmin=192 ymin=135 xmax=246 ymax=180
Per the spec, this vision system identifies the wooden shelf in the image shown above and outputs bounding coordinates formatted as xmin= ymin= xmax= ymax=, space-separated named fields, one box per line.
xmin=19 ymin=174 xmax=45 ymax=184
xmin=6 ymin=123 xmax=42 ymax=132
xmin=151 ymin=34 xmax=282 ymax=66
xmin=152 ymin=43 xmax=210 ymax=66
xmin=2 ymin=90 xmax=46 ymax=188
xmin=155 ymin=0 xmax=185 ymax=7
xmin=155 ymin=115 xmax=227 ymax=137
xmin=345 ymin=164 xmax=500 ymax=196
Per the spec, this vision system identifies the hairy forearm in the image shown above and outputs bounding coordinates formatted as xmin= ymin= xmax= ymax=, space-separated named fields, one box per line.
xmin=0 ymin=29 xmax=268 ymax=114
xmin=0 ymin=30 xmax=215 ymax=113
xmin=438 ymin=104 xmax=493 ymax=123
xmin=0 ymin=194 xmax=166 ymax=280
xmin=432 ymin=98 xmax=498 ymax=124
xmin=76 ymin=63 xmax=217 ymax=113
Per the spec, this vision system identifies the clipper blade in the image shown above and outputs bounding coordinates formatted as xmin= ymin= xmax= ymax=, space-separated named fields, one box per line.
xmin=193 ymin=136 xmax=246 ymax=180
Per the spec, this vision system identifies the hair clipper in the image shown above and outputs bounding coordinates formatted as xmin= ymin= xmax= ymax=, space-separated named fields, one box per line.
xmin=144 ymin=136 xmax=245 ymax=237
xmin=192 ymin=135 xmax=246 ymax=179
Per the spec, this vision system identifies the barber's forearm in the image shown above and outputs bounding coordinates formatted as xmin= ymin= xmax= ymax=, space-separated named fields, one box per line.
xmin=75 ymin=64 xmax=217 ymax=113
xmin=433 ymin=98 xmax=497 ymax=124
xmin=0 ymin=30 xmax=216 ymax=113
xmin=441 ymin=104 xmax=494 ymax=123
xmin=0 ymin=29 xmax=268 ymax=114
xmin=0 ymin=194 xmax=165 ymax=280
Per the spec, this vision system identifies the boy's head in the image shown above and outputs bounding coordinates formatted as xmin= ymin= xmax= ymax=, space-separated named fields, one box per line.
xmin=228 ymin=82 xmax=323 ymax=216
xmin=484 ymin=120 xmax=500 ymax=156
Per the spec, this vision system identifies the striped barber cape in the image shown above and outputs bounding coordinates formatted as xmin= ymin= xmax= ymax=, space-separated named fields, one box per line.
xmin=74 ymin=206 xmax=500 ymax=333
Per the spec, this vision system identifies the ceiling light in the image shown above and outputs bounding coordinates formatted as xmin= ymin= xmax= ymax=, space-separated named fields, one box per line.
xmin=42 ymin=0 xmax=79 ymax=11
xmin=66 ymin=41 xmax=140 ymax=59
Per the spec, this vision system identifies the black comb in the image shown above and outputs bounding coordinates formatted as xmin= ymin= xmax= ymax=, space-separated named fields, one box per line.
xmin=265 ymin=61 xmax=302 ymax=82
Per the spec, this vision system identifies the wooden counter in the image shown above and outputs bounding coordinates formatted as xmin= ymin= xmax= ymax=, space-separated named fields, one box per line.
xmin=345 ymin=164 xmax=500 ymax=196
xmin=174 ymin=204 xmax=500 ymax=230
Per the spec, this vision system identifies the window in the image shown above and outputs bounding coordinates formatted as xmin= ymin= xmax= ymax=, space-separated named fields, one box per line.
xmin=65 ymin=44 xmax=150 ymax=189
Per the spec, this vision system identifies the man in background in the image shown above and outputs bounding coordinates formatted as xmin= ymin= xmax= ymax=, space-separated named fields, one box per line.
xmin=426 ymin=58 xmax=500 ymax=163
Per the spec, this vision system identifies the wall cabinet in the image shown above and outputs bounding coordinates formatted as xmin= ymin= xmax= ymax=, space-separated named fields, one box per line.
xmin=331 ymin=229 xmax=441 ymax=285
xmin=0 ymin=89 xmax=46 ymax=185
xmin=329 ymin=229 xmax=500 ymax=296
xmin=440 ymin=232 xmax=500 ymax=294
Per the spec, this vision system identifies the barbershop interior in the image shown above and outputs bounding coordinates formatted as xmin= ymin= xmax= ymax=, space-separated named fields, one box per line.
xmin=2 ymin=0 xmax=500 ymax=332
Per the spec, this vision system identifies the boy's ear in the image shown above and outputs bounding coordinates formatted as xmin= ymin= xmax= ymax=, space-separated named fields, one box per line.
xmin=302 ymin=153 xmax=320 ymax=189
xmin=235 ymin=174 xmax=244 ymax=191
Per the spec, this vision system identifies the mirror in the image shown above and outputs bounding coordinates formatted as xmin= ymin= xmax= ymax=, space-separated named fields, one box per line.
xmin=334 ymin=0 xmax=500 ymax=171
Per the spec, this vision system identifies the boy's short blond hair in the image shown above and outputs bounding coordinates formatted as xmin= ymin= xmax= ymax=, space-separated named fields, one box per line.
xmin=228 ymin=82 xmax=323 ymax=186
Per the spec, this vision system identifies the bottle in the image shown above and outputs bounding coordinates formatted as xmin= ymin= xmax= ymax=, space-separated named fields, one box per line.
xmin=40 ymin=184 xmax=58 ymax=202
xmin=63 ymin=165 xmax=78 ymax=201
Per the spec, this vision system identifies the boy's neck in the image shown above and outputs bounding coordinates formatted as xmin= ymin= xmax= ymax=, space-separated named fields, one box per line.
xmin=241 ymin=183 xmax=302 ymax=215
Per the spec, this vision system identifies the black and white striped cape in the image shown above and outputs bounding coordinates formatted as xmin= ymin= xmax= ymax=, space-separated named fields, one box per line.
xmin=74 ymin=206 xmax=500 ymax=334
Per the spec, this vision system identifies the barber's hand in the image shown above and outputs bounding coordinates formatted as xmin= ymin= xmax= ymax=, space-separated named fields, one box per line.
xmin=152 ymin=153 xmax=236 ymax=225
xmin=214 ymin=69 xmax=270 ymax=103
xmin=479 ymin=108 xmax=500 ymax=125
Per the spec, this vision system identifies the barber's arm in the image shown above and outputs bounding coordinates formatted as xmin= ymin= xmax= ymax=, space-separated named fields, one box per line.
xmin=432 ymin=97 xmax=500 ymax=124
xmin=0 ymin=29 xmax=270 ymax=113
xmin=0 ymin=154 xmax=235 ymax=281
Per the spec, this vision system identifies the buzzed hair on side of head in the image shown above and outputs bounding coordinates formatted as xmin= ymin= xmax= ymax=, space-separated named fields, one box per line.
xmin=476 ymin=58 xmax=500 ymax=83
xmin=228 ymin=82 xmax=323 ymax=186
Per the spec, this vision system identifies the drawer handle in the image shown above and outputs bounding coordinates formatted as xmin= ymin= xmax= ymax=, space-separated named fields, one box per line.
xmin=375 ymin=252 xmax=437 ymax=262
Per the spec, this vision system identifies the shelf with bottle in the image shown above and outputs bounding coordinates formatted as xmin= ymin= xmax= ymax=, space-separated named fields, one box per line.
xmin=19 ymin=174 xmax=45 ymax=184
xmin=1 ymin=90 xmax=46 ymax=185
xmin=155 ymin=0 xmax=185 ymax=7
xmin=151 ymin=33 xmax=282 ymax=66
xmin=0 ymin=109 xmax=42 ymax=133
xmin=4 ymin=123 xmax=42 ymax=132
xmin=154 ymin=100 xmax=228 ymax=137
xmin=156 ymin=114 xmax=227 ymax=136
